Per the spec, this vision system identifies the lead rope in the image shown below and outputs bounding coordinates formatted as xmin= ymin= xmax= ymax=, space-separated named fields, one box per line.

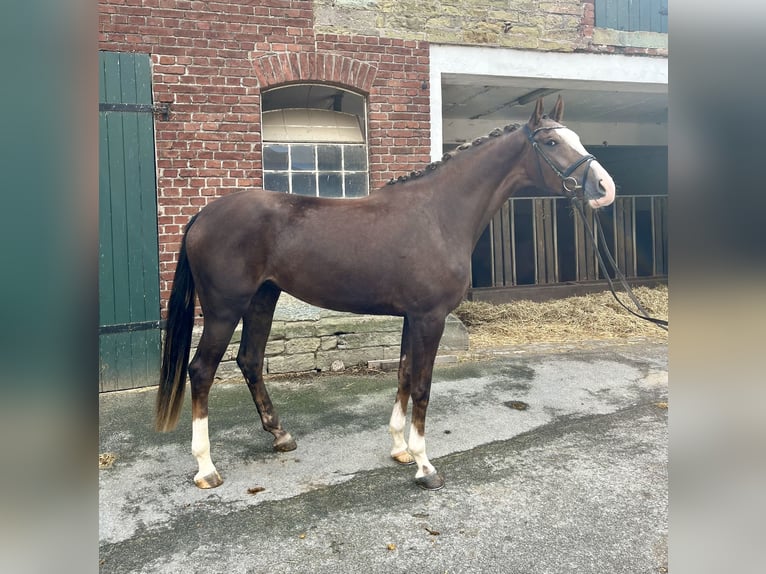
xmin=571 ymin=198 xmax=669 ymax=330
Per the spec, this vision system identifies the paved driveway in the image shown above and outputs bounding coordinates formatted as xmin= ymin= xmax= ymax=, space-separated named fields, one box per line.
xmin=99 ymin=341 xmax=668 ymax=573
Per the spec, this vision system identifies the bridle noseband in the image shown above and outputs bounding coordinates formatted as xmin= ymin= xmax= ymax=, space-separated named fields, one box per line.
xmin=523 ymin=124 xmax=596 ymax=197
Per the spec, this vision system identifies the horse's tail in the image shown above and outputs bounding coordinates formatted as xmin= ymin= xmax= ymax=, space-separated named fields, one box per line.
xmin=155 ymin=214 xmax=199 ymax=432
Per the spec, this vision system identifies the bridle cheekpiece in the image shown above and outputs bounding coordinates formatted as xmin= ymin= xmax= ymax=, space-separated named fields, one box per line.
xmin=523 ymin=124 xmax=596 ymax=197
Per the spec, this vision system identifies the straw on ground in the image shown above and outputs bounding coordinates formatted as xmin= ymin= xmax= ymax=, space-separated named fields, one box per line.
xmin=454 ymin=285 xmax=667 ymax=349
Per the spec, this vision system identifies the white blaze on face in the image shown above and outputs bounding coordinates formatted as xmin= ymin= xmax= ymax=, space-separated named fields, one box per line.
xmin=558 ymin=127 xmax=616 ymax=208
xmin=558 ymin=127 xmax=589 ymax=155
xmin=191 ymin=416 xmax=217 ymax=480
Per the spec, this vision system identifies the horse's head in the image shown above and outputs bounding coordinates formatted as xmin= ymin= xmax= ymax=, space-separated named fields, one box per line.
xmin=524 ymin=96 xmax=616 ymax=209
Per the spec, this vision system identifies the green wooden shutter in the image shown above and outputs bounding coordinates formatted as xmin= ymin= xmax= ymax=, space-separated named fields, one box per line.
xmin=99 ymin=51 xmax=162 ymax=392
xmin=595 ymin=0 xmax=668 ymax=34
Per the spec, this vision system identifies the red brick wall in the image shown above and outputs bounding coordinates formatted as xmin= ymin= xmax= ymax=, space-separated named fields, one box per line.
xmin=98 ymin=0 xmax=430 ymax=314
xmin=312 ymin=34 xmax=430 ymax=189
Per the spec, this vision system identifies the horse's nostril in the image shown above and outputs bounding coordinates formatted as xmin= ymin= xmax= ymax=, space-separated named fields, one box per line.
xmin=597 ymin=180 xmax=607 ymax=196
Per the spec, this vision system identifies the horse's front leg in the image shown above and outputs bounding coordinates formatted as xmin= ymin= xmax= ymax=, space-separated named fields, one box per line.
xmin=406 ymin=313 xmax=447 ymax=490
xmin=389 ymin=317 xmax=415 ymax=466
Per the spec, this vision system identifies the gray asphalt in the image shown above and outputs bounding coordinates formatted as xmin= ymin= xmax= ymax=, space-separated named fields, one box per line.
xmin=99 ymin=340 xmax=668 ymax=574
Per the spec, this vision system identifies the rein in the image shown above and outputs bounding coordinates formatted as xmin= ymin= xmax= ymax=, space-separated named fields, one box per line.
xmin=570 ymin=197 xmax=669 ymax=330
xmin=524 ymin=124 xmax=668 ymax=330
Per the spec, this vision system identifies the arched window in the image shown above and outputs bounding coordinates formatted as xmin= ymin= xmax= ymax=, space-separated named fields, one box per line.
xmin=261 ymin=85 xmax=369 ymax=198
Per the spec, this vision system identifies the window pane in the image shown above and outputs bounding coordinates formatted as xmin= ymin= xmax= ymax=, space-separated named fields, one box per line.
xmin=317 ymin=145 xmax=342 ymax=171
xmin=264 ymin=172 xmax=289 ymax=193
xmin=292 ymin=173 xmax=316 ymax=196
xmin=344 ymin=145 xmax=367 ymax=171
xmin=263 ymin=145 xmax=288 ymax=170
xmin=319 ymin=173 xmax=343 ymax=197
xmin=291 ymin=145 xmax=315 ymax=171
xmin=344 ymin=173 xmax=368 ymax=197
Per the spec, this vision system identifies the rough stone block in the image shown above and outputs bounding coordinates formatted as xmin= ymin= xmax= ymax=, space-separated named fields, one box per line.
xmin=267 ymin=353 xmax=317 ymax=374
xmin=223 ymin=343 xmax=239 ymax=362
xmin=320 ymin=336 xmax=339 ymax=351
xmin=214 ymin=360 xmax=242 ymax=381
xmin=315 ymin=315 xmax=403 ymax=336
xmin=383 ymin=346 xmax=403 ymax=361
xmin=337 ymin=330 xmax=402 ymax=349
xmin=316 ymin=347 xmax=391 ymax=370
xmin=273 ymin=294 xmax=322 ymax=321
xmin=285 ymin=337 xmax=321 ymax=355
xmin=440 ymin=314 xmax=470 ymax=351
xmin=286 ymin=321 xmax=316 ymax=339
xmin=265 ymin=339 xmax=285 ymax=357
xmin=269 ymin=321 xmax=287 ymax=340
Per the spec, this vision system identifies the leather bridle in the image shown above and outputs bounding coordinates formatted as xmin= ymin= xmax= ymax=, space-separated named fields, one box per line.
xmin=523 ymin=124 xmax=595 ymax=197
xmin=524 ymin=124 xmax=668 ymax=330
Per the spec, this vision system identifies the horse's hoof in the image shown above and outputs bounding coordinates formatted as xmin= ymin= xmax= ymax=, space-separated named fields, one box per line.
xmin=415 ymin=470 xmax=445 ymax=491
xmin=194 ymin=471 xmax=223 ymax=489
xmin=391 ymin=451 xmax=416 ymax=466
xmin=273 ymin=433 xmax=297 ymax=452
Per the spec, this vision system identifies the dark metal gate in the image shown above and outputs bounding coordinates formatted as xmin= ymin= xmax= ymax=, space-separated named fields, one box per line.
xmin=470 ymin=194 xmax=668 ymax=297
xmin=99 ymin=51 xmax=162 ymax=392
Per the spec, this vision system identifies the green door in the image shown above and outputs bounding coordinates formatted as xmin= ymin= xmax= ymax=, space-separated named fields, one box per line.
xmin=99 ymin=51 xmax=161 ymax=392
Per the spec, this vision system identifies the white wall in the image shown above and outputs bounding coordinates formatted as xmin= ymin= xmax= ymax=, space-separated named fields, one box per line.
xmin=430 ymin=45 xmax=668 ymax=155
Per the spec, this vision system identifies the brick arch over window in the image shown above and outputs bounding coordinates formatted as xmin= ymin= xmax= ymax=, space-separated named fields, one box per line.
xmin=252 ymin=52 xmax=378 ymax=93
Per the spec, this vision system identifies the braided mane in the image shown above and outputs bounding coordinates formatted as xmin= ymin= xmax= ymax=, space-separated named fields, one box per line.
xmin=386 ymin=123 xmax=521 ymax=185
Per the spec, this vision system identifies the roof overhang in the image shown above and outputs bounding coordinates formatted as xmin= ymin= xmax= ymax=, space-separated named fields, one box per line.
xmin=430 ymin=45 xmax=668 ymax=152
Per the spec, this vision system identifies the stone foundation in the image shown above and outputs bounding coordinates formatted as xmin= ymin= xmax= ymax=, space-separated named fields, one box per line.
xmin=191 ymin=294 xmax=469 ymax=379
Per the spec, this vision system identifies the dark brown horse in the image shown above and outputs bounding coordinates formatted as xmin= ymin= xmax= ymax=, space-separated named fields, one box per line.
xmin=156 ymin=97 xmax=615 ymax=490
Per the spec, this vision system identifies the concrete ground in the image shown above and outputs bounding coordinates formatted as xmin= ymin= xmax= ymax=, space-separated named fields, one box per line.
xmin=99 ymin=340 xmax=668 ymax=574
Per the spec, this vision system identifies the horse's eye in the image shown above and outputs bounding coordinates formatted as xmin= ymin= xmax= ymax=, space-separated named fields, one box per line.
xmin=545 ymin=140 xmax=557 ymax=146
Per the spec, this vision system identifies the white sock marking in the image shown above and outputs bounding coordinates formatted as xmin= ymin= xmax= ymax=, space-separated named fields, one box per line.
xmin=389 ymin=403 xmax=408 ymax=456
xmin=191 ymin=417 xmax=217 ymax=479
xmin=407 ymin=423 xmax=435 ymax=478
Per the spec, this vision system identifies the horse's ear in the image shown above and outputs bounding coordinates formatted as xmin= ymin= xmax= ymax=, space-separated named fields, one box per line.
xmin=549 ymin=95 xmax=564 ymax=122
xmin=529 ymin=98 xmax=544 ymax=126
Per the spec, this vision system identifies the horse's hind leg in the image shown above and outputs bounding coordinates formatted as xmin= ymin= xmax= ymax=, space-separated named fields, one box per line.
xmin=188 ymin=311 xmax=244 ymax=489
xmin=237 ymin=282 xmax=297 ymax=453
xmin=389 ymin=317 xmax=415 ymax=465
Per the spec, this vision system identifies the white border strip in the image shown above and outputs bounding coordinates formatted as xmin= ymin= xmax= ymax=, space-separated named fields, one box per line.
xmin=429 ymin=45 xmax=668 ymax=159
